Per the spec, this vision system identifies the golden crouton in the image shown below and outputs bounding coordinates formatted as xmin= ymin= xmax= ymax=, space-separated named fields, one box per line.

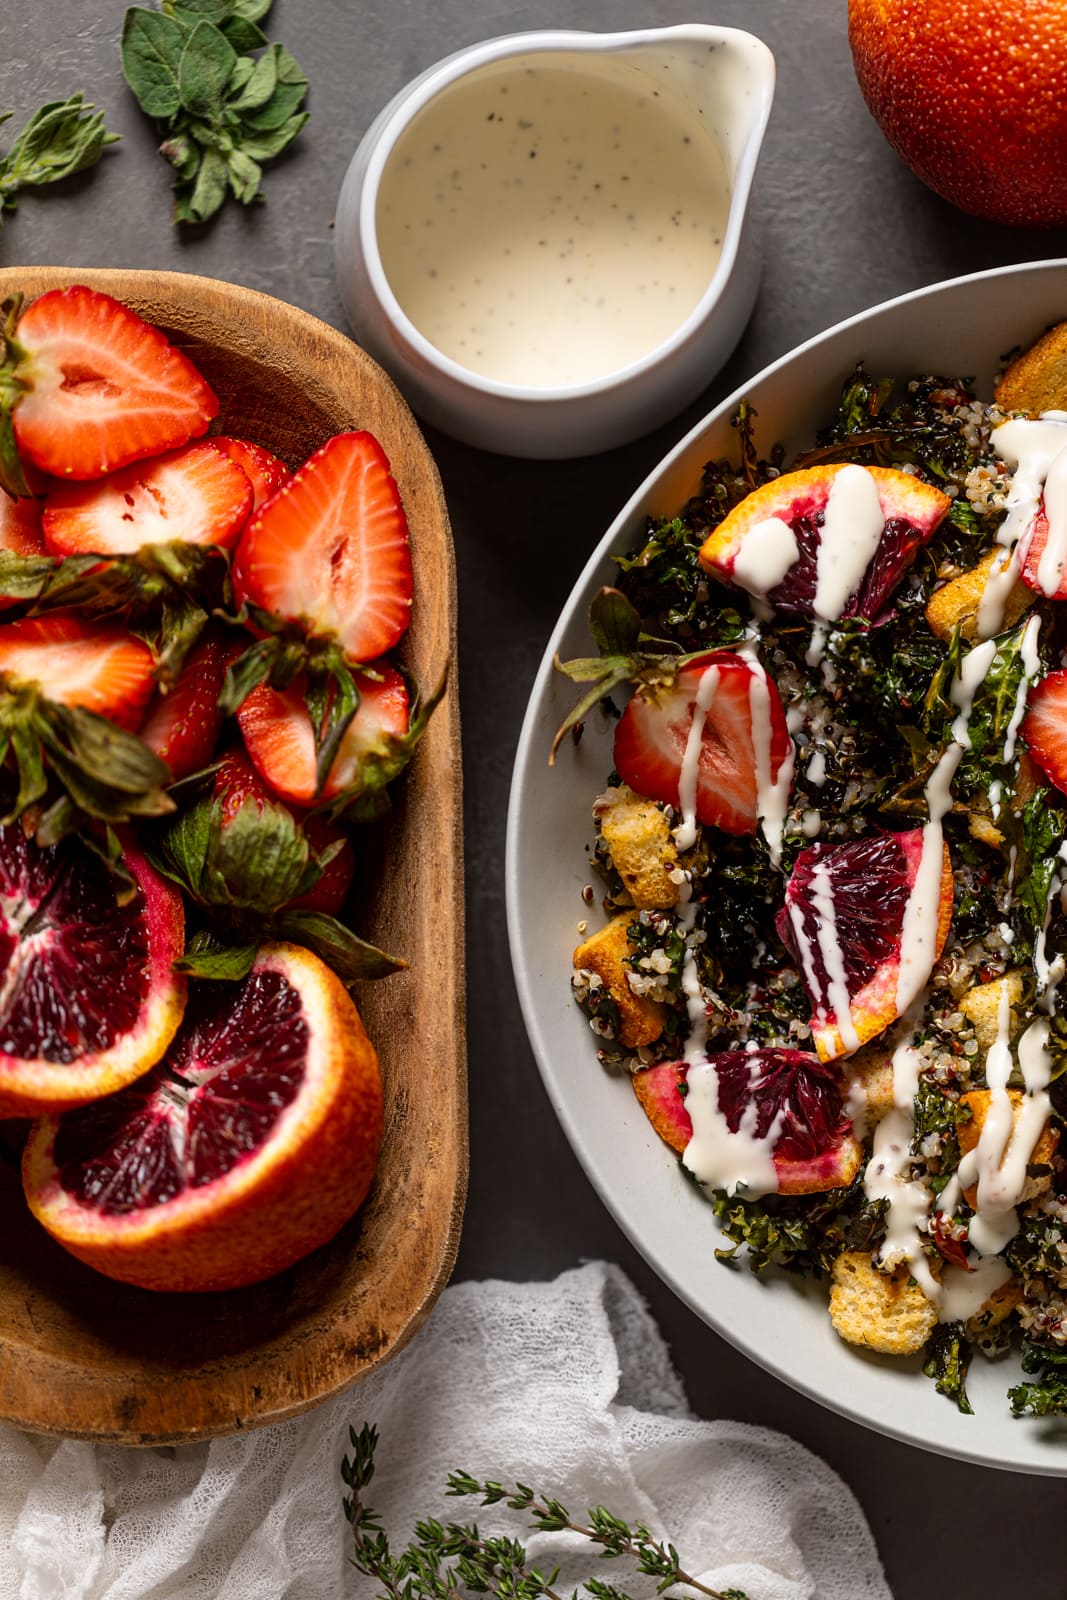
xmin=924 ymin=549 xmax=1032 ymax=642
xmin=968 ymin=811 xmax=1005 ymax=849
xmin=965 ymin=1274 xmax=1023 ymax=1339
xmin=595 ymin=786 xmax=680 ymax=909
xmin=960 ymin=972 xmax=1025 ymax=1052
xmin=995 ymin=321 xmax=1067 ymax=414
xmin=842 ymin=1045 xmax=895 ymax=1136
xmin=828 ymin=1251 xmax=939 ymax=1356
xmin=958 ymin=1087 xmax=1059 ymax=1208
xmin=573 ymin=914 xmax=666 ymax=1050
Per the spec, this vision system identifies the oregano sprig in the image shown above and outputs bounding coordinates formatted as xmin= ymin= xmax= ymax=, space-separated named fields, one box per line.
xmin=343 ymin=1424 xmax=753 ymax=1600
xmin=121 ymin=0 xmax=308 ymax=223
xmin=0 ymin=94 xmax=118 ymax=227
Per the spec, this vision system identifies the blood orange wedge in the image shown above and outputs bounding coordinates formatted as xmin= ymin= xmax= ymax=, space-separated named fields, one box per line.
xmin=22 ymin=943 xmax=383 ymax=1292
xmin=633 ymin=1052 xmax=862 ymax=1194
xmin=776 ymin=829 xmax=953 ymax=1063
xmin=0 ymin=827 xmax=185 ymax=1117
xmin=698 ymin=464 xmax=950 ymax=620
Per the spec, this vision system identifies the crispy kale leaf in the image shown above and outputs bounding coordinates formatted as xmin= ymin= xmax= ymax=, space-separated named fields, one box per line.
xmin=923 ymin=1322 xmax=974 ymax=1414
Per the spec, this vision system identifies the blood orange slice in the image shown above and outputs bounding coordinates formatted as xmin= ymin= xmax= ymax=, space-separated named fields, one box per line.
xmin=23 ymin=943 xmax=383 ymax=1291
xmin=776 ymin=829 xmax=953 ymax=1062
xmin=0 ymin=827 xmax=185 ymax=1116
xmin=633 ymin=1051 xmax=862 ymax=1194
xmin=698 ymin=464 xmax=950 ymax=620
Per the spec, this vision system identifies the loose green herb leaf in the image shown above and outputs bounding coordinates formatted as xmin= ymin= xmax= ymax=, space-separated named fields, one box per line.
xmin=922 ymin=1322 xmax=974 ymax=1414
xmin=0 ymin=94 xmax=117 ymax=225
xmin=122 ymin=0 xmax=308 ymax=224
xmin=343 ymin=1424 xmax=753 ymax=1600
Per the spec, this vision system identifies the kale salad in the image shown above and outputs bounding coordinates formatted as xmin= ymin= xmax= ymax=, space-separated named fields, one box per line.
xmin=561 ymin=353 xmax=1067 ymax=1417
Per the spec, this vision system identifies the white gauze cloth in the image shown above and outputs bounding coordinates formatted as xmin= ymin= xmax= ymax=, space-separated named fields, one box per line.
xmin=0 ymin=1261 xmax=891 ymax=1600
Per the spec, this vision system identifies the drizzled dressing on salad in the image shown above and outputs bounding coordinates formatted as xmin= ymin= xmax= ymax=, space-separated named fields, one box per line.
xmin=568 ymin=367 xmax=1067 ymax=1408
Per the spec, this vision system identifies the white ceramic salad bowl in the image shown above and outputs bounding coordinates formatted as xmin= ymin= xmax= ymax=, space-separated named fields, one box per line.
xmin=507 ymin=258 xmax=1067 ymax=1474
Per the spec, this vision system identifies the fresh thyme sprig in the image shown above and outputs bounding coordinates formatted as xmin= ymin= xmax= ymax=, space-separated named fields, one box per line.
xmin=342 ymin=1424 xmax=752 ymax=1600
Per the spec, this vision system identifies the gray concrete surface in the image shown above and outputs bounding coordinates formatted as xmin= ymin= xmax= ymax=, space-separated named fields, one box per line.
xmin=5 ymin=1 xmax=1067 ymax=1592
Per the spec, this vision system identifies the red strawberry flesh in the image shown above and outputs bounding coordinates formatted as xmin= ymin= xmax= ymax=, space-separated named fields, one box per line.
xmin=11 ymin=286 xmax=217 ymax=480
xmin=208 ymin=437 xmax=290 ymax=515
xmin=138 ymin=628 xmax=228 ymax=779
xmin=0 ymin=612 xmax=156 ymax=730
xmin=0 ymin=493 xmax=46 ymax=557
xmin=613 ymin=651 xmax=791 ymax=836
xmin=232 ymin=431 xmax=413 ymax=661
xmin=1022 ymin=669 xmax=1067 ymax=792
xmin=237 ymin=663 xmax=410 ymax=806
xmin=42 ymin=441 xmax=252 ymax=557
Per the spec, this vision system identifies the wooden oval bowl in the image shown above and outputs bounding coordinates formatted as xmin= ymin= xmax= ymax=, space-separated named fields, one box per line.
xmin=0 ymin=266 xmax=466 ymax=1443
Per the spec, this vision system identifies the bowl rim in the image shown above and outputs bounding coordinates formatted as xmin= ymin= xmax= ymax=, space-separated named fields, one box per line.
xmin=506 ymin=256 xmax=1067 ymax=1475
xmin=354 ymin=24 xmax=775 ymax=405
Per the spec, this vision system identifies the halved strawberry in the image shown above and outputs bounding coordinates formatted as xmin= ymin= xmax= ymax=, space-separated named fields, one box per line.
xmin=42 ymin=441 xmax=253 ymax=558
xmin=6 ymin=286 xmax=217 ymax=482
xmin=0 ymin=492 xmax=46 ymax=557
xmin=213 ymin=747 xmax=356 ymax=915
xmin=0 ymin=612 xmax=156 ymax=730
xmin=613 ymin=651 xmax=792 ymax=835
xmin=138 ymin=627 xmax=228 ymax=780
xmin=231 ymin=432 xmax=413 ymax=662
xmin=208 ymin=437 xmax=290 ymax=515
xmin=633 ymin=1053 xmax=862 ymax=1195
xmin=237 ymin=663 xmax=411 ymax=807
xmin=1021 ymin=669 xmax=1067 ymax=792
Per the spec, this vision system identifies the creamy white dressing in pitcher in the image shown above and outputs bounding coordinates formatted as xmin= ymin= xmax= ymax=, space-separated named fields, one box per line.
xmin=376 ymin=55 xmax=731 ymax=388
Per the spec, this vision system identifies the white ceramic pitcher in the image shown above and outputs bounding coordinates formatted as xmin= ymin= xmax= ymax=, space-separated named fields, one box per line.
xmin=334 ymin=26 xmax=775 ymax=458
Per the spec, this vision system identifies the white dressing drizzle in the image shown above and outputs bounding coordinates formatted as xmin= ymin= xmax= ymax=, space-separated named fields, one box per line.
xmin=989 ymin=412 xmax=1067 ymax=548
xmin=672 ymin=663 xmax=720 ymax=853
xmin=810 ymin=861 xmax=860 ymax=1052
xmin=864 ymin=1024 xmax=939 ymax=1298
xmin=812 ymin=465 xmax=886 ymax=625
xmin=730 ymin=517 xmax=799 ymax=599
xmin=806 ymin=748 xmax=827 ymax=787
xmin=975 ymin=547 xmax=1020 ymax=640
xmin=679 ymin=877 xmax=782 ymax=1197
xmin=1002 ymin=613 xmax=1043 ymax=763
xmin=741 ymin=648 xmax=795 ymax=867
xmin=1036 ymin=444 xmax=1067 ymax=596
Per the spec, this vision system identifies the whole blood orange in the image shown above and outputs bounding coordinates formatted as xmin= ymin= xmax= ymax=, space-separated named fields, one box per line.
xmin=23 ymin=943 xmax=384 ymax=1292
xmin=848 ymin=0 xmax=1067 ymax=227
xmin=0 ymin=827 xmax=185 ymax=1117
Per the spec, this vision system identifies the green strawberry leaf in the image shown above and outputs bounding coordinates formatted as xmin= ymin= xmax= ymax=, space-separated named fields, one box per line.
xmin=322 ymin=669 xmax=446 ymax=823
xmin=271 ymin=909 xmax=406 ymax=982
xmin=176 ymin=928 xmax=259 ymax=981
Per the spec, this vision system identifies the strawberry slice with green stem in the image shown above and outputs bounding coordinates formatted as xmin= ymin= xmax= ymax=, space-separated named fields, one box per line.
xmin=0 ymin=611 xmax=173 ymax=838
xmin=152 ymin=749 xmax=403 ymax=988
xmin=235 ymin=661 xmax=440 ymax=817
xmin=0 ymin=286 xmax=217 ymax=496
